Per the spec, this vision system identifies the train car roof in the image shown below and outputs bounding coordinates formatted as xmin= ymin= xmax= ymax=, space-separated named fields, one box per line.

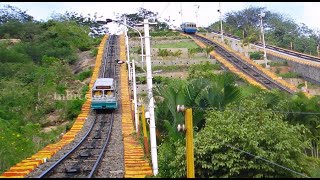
xmin=93 ymin=78 xmax=114 ymax=87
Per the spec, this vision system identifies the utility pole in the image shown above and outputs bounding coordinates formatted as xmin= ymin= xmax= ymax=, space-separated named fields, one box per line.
xmin=194 ymin=4 xmax=200 ymax=28
xmin=218 ymin=2 xmax=224 ymax=42
xmin=132 ymin=59 xmax=139 ymax=133
xmin=143 ymin=19 xmax=158 ymax=176
xmin=180 ymin=2 xmax=183 ymax=24
xmin=124 ymin=17 xmax=132 ymax=82
xmin=258 ymin=12 xmax=268 ymax=68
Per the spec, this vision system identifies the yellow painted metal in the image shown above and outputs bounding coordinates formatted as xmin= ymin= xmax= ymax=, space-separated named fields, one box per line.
xmin=119 ymin=33 xmax=153 ymax=178
xmin=141 ymin=105 xmax=148 ymax=137
xmin=194 ymin=33 xmax=311 ymax=97
xmin=186 ymin=33 xmax=266 ymax=89
xmin=140 ymin=105 xmax=149 ymax=158
xmin=0 ymin=175 xmax=24 ymax=178
xmin=0 ymin=35 xmax=109 ymax=178
xmin=185 ymin=108 xmax=195 ymax=178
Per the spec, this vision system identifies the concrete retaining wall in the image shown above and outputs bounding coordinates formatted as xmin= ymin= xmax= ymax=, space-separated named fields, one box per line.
xmin=134 ymin=59 xmax=216 ymax=67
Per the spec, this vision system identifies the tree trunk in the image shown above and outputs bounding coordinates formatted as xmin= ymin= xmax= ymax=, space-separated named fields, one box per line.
xmin=311 ymin=141 xmax=314 ymax=158
xmin=316 ymin=140 xmax=319 ymax=158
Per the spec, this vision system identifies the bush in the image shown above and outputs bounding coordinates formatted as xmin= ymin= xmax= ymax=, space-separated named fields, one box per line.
xmin=150 ymin=30 xmax=180 ymax=37
xmin=92 ymin=36 xmax=103 ymax=46
xmin=81 ymin=85 xmax=89 ymax=98
xmin=153 ymin=76 xmax=170 ymax=84
xmin=157 ymin=49 xmax=184 ymax=58
xmin=90 ymin=47 xmax=98 ymax=57
xmin=65 ymin=99 xmax=85 ymax=120
xmin=198 ymin=27 xmax=207 ymax=33
xmin=41 ymin=55 xmax=59 ymax=66
xmin=171 ymin=49 xmax=182 ymax=57
xmin=77 ymin=68 xmax=92 ymax=81
xmin=131 ymin=46 xmax=141 ymax=54
xmin=269 ymin=61 xmax=288 ymax=66
xmin=157 ymin=49 xmax=170 ymax=58
xmin=78 ymin=42 xmax=91 ymax=51
xmin=278 ymin=72 xmax=299 ymax=78
xmin=56 ymin=84 xmax=67 ymax=94
xmin=152 ymin=65 xmax=188 ymax=72
xmin=136 ymin=76 xmax=147 ymax=84
xmin=249 ymin=51 xmax=263 ymax=60
xmin=135 ymin=66 xmax=144 ymax=73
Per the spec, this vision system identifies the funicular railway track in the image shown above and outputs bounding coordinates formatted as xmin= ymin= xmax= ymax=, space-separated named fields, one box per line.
xmin=190 ymin=33 xmax=295 ymax=94
xmin=38 ymin=35 xmax=120 ymax=178
xmin=206 ymin=28 xmax=320 ymax=63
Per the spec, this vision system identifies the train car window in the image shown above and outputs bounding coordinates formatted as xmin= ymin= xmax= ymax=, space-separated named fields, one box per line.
xmin=104 ymin=90 xmax=113 ymax=97
xmin=96 ymin=86 xmax=111 ymax=89
xmin=93 ymin=90 xmax=102 ymax=97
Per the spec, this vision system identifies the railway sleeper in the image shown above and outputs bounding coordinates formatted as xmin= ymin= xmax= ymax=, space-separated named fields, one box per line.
xmin=80 ymin=151 xmax=91 ymax=158
xmin=86 ymin=143 xmax=94 ymax=149
xmin=94 ymin=133 xmax=101 ymax=139
xmin=263 ymin=80 xmax=271 ymax=84
xmin=66 ymin=166 xmax=81 ymax=173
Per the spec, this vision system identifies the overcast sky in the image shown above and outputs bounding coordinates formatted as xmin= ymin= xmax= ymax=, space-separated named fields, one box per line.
xmin=1 ymin=2 xmax=320 ymax=32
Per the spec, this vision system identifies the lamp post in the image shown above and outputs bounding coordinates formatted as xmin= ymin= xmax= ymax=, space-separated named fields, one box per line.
xmin=258 ymin=12 xmax=268 ymax=68
xmin=194 ymin=4 xmax=199 ymax=28
xmin=123 ymin=17 xmax=132 ymax=83
xmin=99 ymin=18 xmax=159 ymax=176
xmin=138 ymin=19 xmax=159 ymax=176
xmin=218 ymin=2 xmax=224 ymax=42
xmin=99 ymin=18 xmax=146 ymax=133
xmin=100 ymin=18 xmax=145 ymax=72
xmin=131 ymin=59 xmax=139 ymax=133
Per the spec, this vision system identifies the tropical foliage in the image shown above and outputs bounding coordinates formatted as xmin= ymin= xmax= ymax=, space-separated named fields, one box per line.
xmin=208 ymin=6 xmax=320 ymax=56
xmin=154 ymin=62 xmax=320 ymax=178
xmin=0 ymin=4 xmax=100 ymax=173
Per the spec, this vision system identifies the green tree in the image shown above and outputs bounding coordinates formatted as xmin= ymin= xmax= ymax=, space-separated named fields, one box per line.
xmin=192 ymin=97 xmax=310 ymax=178
xmin=203 ymin=46 xmax=214 ymax=58
xmin=158 ymin=95 xmax=310 ymax=178
xmin=0 ymin=4 xmax=33 ymax=25
xmin=51 ymin=11 xmax=108 ymax=37
xmin=115 ymin=7 xmax=169 ymax=30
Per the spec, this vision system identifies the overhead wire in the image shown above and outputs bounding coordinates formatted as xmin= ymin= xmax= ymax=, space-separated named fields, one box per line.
xmin=185 ymin=105 xmax=320 ymax=115
xmin=158 ymin=2 xmax=171 ymax=22
xmin=215 ymin=139 xmax=310 ymax=178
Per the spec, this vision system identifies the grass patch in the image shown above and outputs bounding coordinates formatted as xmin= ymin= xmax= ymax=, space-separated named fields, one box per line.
xmin=269 ymin=61 xmax=288 ymax=66
xmin=152 ymin=41 xmax=200 ymax=49
xmin=77 ymin=68 xmax=92 ymax=81
xmin=278 ymin=72 xmax=299 ymax=78
xmin=152 ymin=65 xmax=188 ymax=72
xmin=90 ymin=47 xmax=98 ymax=57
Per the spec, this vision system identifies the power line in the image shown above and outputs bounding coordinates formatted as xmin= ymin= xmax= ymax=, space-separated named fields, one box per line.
xmin=217 ymin=139 xmax=310 ymax=178
xmin=188 ymin=106 xmax=320 ymax=115
xmin=159 ymin=2 xmax=170 ymax=19
xmin=150 ymin=96 xmax=320 ymax=116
